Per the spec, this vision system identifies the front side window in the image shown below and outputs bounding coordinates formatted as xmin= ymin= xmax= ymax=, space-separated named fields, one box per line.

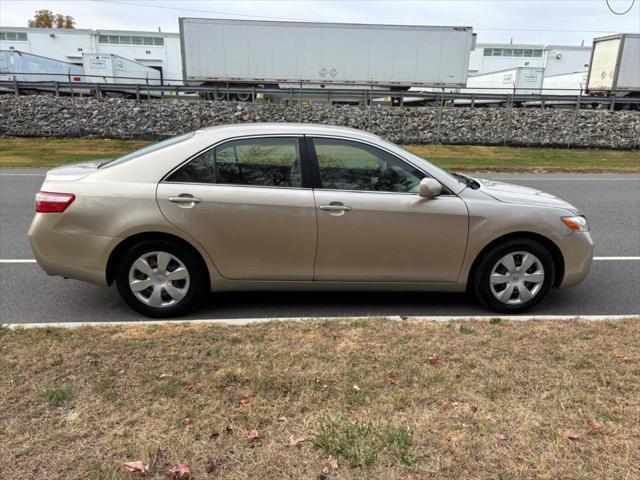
xmin=312 ymin=138 xmax=425 ymax=193
xmin=167 ymin=137 xmax=302 ymax=188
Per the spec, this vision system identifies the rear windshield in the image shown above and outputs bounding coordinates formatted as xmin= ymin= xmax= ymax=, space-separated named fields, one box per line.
xmin=99 ymin=132 xmax=195 ymax=169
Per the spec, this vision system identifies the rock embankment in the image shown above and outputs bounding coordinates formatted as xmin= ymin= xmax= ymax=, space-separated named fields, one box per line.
xmin=1 ymin=96 xmax=638 ymax=149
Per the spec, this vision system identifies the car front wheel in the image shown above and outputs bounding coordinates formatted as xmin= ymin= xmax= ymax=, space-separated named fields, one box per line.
xmin=115 ymin=240 xmax=205 ymax=318
xmin=473 ymin=238 xmax=555 ymax=313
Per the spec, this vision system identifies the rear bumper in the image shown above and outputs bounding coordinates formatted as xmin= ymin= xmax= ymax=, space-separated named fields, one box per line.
xmin=28 ymin=213 xmax=118 ymax=286
xmin=556 ymin=231 xmax=594 ymax=288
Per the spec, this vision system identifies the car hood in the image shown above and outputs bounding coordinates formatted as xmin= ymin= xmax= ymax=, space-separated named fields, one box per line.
xmin=475 ymin=177 xmax=580 ymax=213
xmin=45 ymin=160 xmax=107 ymax=182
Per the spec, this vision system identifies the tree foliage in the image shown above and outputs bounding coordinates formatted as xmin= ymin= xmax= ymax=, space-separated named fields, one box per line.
xmin=28 ymin=9 xmax=75 ymax=29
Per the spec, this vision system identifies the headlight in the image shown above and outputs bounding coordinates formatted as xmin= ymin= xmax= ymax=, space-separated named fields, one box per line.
xmin=561 ymin=215 xmax=589 ymax=232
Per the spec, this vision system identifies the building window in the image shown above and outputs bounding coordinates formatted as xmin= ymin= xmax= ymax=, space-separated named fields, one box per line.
xmin=523 ymin=49 xmax=533 ymax=57
xmin=492 ymin=49 xmax=502 ymax=56
xmin=513 ymin=49 xmax=523 ymax=57
xmin=533 ymin=49 xmax=543 ymax=57
xmin=483 ymin=48 xmax=493 ymax=56
xmin=97 ymin=34 xmax=164 ymax=46
xmin=502 ymin=49 xmax=512 ymax=56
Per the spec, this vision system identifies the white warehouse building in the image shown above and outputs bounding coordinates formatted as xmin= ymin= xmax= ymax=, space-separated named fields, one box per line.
xmin=0 ymin=26 xmax=182 ymax=84
xmin=469 ymin=43 xmax=592 ymax=76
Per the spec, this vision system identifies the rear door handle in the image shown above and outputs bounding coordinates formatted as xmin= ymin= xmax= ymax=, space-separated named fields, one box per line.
xmin=168 ymin=195 xmax=202 ymax=204
xmin=320 ymin=203 xmax=351 ymax=212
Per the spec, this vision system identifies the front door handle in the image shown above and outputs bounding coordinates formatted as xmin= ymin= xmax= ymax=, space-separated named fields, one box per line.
xmin=320 ymin=203 xmax=352 ymax=213
xmin=168 ymin=195 xmax=202 ymax=205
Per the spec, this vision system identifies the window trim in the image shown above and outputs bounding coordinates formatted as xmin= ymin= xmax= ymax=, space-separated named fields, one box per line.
xmin=304 ymin=135 xmax=453 ymax=196
xmin=161 ymin=134 xmax=312 ymax=190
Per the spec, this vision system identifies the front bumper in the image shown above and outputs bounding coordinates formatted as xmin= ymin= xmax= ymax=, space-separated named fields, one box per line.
xmin=28 ymin=213 xmax=119 ymax=286
xmin=555 ymin=231 xmax=594 ymax=288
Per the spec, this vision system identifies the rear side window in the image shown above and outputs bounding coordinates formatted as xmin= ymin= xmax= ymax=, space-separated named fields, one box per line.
xmin=166 ymin=137 xmax=302 ymax=188
xmin=312 ymin=138 xmax=425 ymax=193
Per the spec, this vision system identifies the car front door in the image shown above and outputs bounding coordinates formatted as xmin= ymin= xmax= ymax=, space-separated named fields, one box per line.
xmin=309 ymin=137 xmax=468 ymax=283
xmin=157 ymin=136 xmax=317 ymax=281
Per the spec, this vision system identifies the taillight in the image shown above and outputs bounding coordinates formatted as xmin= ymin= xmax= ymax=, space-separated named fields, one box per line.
xmin=35 ymin=191 xmax=76 ymax=213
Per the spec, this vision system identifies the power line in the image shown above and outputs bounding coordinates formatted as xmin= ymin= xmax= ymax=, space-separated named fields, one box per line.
xmin=91 ymin=0 xmax=629 ymax=34
xmin=605 ymin=0 xmax=636 ymax=14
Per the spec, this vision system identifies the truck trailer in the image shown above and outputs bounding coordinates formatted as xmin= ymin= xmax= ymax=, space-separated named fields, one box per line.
xmin=179 ymin=17 xmax=475 ymax=94
xmin=542 ymin=71 xmax=588 ymax=96
xmin=465 ymin=67 xmax=545 ymax=95
xmin=586 ymin=33 xmax=640 ymax=96
xmin=82 ymin=53 xmax=161 ymax=85
xmin=0 ymin=50 xmax=83 ymax=82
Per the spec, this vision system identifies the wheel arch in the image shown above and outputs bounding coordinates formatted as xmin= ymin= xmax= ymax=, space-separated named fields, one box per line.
xmin=466 ymin=231 xmax=565 ymax=290
xmin=106 ymin=232 xmax=211 ymax=292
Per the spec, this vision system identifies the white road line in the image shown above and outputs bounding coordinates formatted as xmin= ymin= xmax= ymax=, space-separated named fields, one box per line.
xmin=3 ymin=314 xmax=638 ymax=329
xmin=1 ymin=257 xmax=639 ymax=264
xmin=0 ymin=173 xmax=45 ymax=176
xmin=489 ymin=177 xmax=640 ymax=181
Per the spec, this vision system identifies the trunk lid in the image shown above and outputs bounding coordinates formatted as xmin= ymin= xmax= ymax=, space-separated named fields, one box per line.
xmin=45 ymin=160 xmax=108 ymax=182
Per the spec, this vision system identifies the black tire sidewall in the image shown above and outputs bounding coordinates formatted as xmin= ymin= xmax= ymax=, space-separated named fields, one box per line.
xmin=115 ymin=240 xmax=204 ymax=318
xmin=473 ymin=238 xmax=555 ymax=313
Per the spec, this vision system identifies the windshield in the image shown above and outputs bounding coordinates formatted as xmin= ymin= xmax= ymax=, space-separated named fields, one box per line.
xmin=99 ymin=132 xmax=195 ymax=169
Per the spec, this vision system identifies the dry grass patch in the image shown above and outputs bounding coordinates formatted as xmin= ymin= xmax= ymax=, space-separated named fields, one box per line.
xmin=1 ymin=318 xmax=639 ymax=479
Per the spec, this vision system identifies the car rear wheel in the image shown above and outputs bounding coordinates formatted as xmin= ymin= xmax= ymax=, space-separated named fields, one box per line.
xmin=473 ymin=238 xmax=555 ymax=313
xmin=115 ymin=240 xmax=205 ymax=318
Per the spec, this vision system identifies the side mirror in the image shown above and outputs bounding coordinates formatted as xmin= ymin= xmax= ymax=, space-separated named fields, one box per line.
xmin=419 ymin=178 xmax=442 ymax=199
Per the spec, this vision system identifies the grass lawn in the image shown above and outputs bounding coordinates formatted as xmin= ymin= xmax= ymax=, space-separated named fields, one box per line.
xmin=1 ymin=137 xmax=639 ymax=172
xmin=1 ymin=318 xmax=639 ymax=479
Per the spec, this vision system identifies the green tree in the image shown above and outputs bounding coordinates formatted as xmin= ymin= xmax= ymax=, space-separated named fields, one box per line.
xmin=28 ymin=9 xmax=75 ymax=29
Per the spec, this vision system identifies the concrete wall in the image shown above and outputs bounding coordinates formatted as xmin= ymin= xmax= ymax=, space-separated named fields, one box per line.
xmin=1 ymin=96 xmax=638 ymax=149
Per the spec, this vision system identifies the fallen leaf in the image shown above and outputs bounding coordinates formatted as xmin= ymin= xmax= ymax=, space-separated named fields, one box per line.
xmin=449 ymin=432 xmax=464 ymax=443
xmin=159 ymin=373 xmax=173 ymax=379
xmin=388 ymin=376 xmax=400 ymax=385
xmin=429 ymin=354 xmax=440 ymax=366
xmin=404 ymin=475 xmax=420 ymax=480
xmin=186 ymin=382 xmax=198 ymax=391
xmin=247 ymin=429 xmax=260 ymax=442
xmin=210 ymin=431 xmax=220 ymax=439
xmin=225 ymin=425 xmax=234 ymax=434
xmin=206 ymin=461 xmax=217 ymax=474
xmin=615 ymin=353 xmax=634 ymax=363
xmin=289 ymin=434 xmax=309 ymax=446
xmin=239 ymin=395 xmax=251 ymax=405
xmin=321 ymin=455 xmax=339 ymax=474
xmin=493 ymin=432 xmax=507 ymax=441
xmin=564 ymin=429 xmax=580 ymax=440
xmin=167 ymin=463 xmax=190 ymax=479
xmin=352 ymin=384 xmax=361 ymax=391
xmin=183 ymin=418 xmax=192 ymax=426
xmin=586 ymin=419 xmax=608 ymax=437
xmin=278 ymin=416 xmax=288 ymax=422
xmin=123 ymin=461 xmax=149 ymax=474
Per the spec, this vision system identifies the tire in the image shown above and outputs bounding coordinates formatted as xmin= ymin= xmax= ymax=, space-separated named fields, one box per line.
xmin=115 ymin=240 xmax=206 ymax=318
xmin=472 ymin=238 xmax=555 ymax=313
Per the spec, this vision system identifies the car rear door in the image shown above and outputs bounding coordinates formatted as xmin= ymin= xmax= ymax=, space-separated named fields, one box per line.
xmin=308 ymin=136 xmax=468 ymax=282
xmin=157 ymin=136 xmax=317 ymax=281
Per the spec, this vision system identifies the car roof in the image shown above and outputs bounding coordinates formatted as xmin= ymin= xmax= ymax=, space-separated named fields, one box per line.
xmin=194 ymin=123 xmax=382 ymax=141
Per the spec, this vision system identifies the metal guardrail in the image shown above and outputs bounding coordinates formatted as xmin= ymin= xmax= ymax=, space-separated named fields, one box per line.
xmin=3 ymin=79 xmax=640 ymax=110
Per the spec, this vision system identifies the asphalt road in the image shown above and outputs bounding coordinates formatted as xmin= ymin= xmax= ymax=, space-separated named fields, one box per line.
xmin=1 ymin=170 xmax=639 ymax=323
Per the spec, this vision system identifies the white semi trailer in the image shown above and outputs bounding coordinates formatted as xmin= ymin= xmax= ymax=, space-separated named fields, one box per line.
xmin=82 ymin=53 xmax=161 ymax=85
xmin=586 ymin=33 xmax=640 ymax=96
xmin=542 ymin=71 xmax=588 ymax=96
xmin=465 ymin=67 xmax=545 ymax=95
xmin=179 ymin=18 xmax=475 ymax=92
xmin=0 ymin=50 xmax=83 ymax=82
